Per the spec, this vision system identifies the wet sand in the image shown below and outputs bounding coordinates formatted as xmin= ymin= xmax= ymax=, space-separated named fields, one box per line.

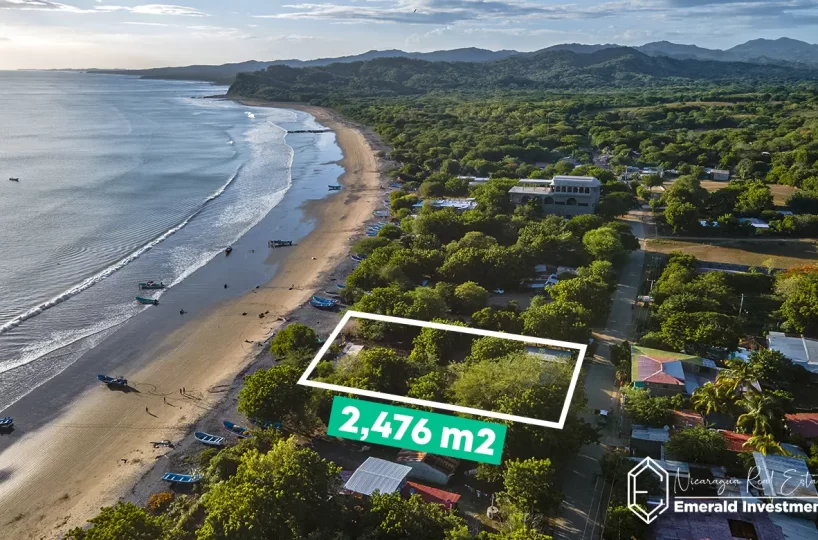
xmin=0 ymin=104 xmax=383 ymax=538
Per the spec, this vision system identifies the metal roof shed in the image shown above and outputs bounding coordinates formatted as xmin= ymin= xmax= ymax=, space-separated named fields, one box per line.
xmin=752 ymin=452 xmax=818 ymax=498
xmin=344 ymin=457 xmax=412 ymax=496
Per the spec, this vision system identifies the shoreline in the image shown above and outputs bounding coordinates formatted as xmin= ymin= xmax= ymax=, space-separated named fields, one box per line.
xmin=0 ymin=103 xmax=386 ymax=538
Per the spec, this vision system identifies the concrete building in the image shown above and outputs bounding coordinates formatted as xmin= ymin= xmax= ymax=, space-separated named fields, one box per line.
xmin=508 ymin=176 xmax=601 ymax=217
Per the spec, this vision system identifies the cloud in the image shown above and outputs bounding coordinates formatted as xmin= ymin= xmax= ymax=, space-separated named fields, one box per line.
xmin=97 ymin=4 xmax=208 ymax=16
xmin=252 ymin=0 xmax=818 ymax=29
xmin=255 ymin=0 xmax=628 ymax=25
xmin=0 ymin=1 xmax=208 ymax=16
xmin=122 ymin=21 xmax=173 ymax=26
xmin=267 ymin=34 xmax=319 ymax=41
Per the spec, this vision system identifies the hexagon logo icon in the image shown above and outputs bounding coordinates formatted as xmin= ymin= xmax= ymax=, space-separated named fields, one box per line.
xmin=627 ymin=456 xmax=670 ymax=524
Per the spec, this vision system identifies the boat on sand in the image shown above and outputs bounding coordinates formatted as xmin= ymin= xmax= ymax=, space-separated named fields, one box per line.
xmin=194 ymin=432 xmax=225 ymax=446
xmin=0 ymin=417 xmax=13 ymax=429
xmin=97 ymin=374 xmax=128 ymax=386
xmin=162 ymin=473 xmax=202 ymax=484
xmin=223 ymin=420 xmax=250 ymax=438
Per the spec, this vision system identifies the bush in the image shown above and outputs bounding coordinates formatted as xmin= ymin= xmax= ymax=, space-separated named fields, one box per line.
xmin=270 ymin=323 xmax=320 ymax=359
xmin=146 ymin=491 xmax=175 ymax=514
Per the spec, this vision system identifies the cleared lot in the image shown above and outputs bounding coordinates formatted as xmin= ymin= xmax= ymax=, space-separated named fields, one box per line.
xmin=646 ymin=238 xmax=818 ymax=269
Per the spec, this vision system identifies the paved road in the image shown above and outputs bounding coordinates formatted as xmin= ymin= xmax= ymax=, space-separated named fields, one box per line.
xmin=553 ymin=214 xmax=648 ymax=540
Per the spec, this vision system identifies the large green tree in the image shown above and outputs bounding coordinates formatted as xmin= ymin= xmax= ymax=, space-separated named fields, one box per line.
xmin=362 ymin=493 xmax=470 ymax=540
xmin=499 ymin=458 xmax=563 ymax=517
xmin=779 ymin=271 xmax=818 ymax=336
xmin=582 ymin=227 xmax=626 ymax=263
xmin=199 ymin=439 xmax=341 ymax=540
xmin=521 ymin=301 xmax=591 ymax=343
xmin=664 ymin=426 xmax=727 ymax=464
xmin=270 ymin=323 xmax=320 ymax=362
xmin=65 ymin=502 xmax=168 ymax=540
xmin=238 ymin=365 xmax=311 ymax=425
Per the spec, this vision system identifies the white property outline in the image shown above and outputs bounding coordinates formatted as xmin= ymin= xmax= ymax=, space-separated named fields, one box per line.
xmin=297 ymin=311 xmax=588 ymax=429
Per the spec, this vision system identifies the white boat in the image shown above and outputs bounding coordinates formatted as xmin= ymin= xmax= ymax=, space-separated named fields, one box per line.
xmin=194 ymin=431 xmax=225 ymax=447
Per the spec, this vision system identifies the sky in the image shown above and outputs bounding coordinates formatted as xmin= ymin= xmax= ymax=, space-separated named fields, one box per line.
xmin=1 ymin=0 xmax=817 ymax=70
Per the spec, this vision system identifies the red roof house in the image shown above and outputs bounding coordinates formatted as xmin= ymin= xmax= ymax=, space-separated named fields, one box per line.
xmin=786 ymin=412 xmax=818 ymax=440
xmin=671 ymin=410 xmax=704 ymax=430
xmin=719 ymin=430 xmax=754 ymax=453
xmin=403 ymin=481 xmax=461 ymax=509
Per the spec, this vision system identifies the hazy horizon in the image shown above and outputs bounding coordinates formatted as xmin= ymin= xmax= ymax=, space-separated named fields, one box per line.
xmin=2 ymin=0 xmax=818 ymax=70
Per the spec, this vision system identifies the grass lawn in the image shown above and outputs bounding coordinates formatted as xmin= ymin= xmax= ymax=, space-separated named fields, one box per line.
xmin=695 ymin=181 xmax=796 ymax=207
xmin=646 ymin=238 xmax=818 ymax=269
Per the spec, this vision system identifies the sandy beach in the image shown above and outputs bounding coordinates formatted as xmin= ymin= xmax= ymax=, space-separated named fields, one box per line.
xmin=0 ymin=104 xmax=383 ymax=538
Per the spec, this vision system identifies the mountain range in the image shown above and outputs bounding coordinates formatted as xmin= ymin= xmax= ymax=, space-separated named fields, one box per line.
xmin=226 ymin=46 xmax=818 ymax=103
xmin=87 ymin=37 xmax=818 ymax=85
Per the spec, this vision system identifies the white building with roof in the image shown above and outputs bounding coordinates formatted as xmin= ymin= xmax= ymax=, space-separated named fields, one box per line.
xmin=508 ymin=176 xmax=602 ymax=217
xmin=344 ymin=457 xmax=412 ymax=497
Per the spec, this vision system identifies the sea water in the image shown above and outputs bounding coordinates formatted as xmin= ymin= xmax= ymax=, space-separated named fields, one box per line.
xmin=0 ymin=72 xmax=340 ymax=409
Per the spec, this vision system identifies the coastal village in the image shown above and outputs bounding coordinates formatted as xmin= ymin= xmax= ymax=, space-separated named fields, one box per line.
xmin=3 ymin=74 xmax=818 ymax=540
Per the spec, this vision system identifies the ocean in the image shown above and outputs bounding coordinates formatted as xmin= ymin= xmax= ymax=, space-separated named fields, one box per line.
xmin=0 ymin=71 xmax=342 ymax=410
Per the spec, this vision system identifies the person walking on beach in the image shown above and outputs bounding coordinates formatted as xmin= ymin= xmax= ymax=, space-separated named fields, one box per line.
xmin=145 ymin=407 xmax=149 ymax=413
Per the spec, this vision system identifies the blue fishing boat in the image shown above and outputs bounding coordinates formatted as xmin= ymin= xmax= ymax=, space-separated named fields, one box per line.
xmin=136 ymin=296 xmax=158 ymax=305
xmin=97 ymin=374 xmax=128 ymax=386
xmin=312 ymin=295 xmax=339 ymax=305
xmin=310 ymin=299 xmax=336 ymax=310
xmin=336 ymin=283 xmax=346 ymax=290
xmin=162 ymin=473 xmax=202 ymax=484
xmin=225 ymin=246 xmax=233 ymax=256
xmin=194 ymin=432 xmax=225 ymax=447
xmin=0 ymin=417 xmax=13 ymax=429
xmin=351 ymin=254 xmax=366 ymax=262
xmin=223 ymin=420 xmax=250 ymax=438
xmin=138 ymin=281 xmax=166 ymax=290
xmin=328 ymin=185 xmax=342 ymax=190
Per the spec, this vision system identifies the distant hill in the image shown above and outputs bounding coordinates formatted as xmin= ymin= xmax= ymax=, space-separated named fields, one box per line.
xmin=542 ymin=43 xmax=617 ymax=54
xmin=89 ymin=48 xmax=519 ymax=84
xmin=636 ymin=38 xmax=818 ymax=66
xmin=227 ymin=47 xmax=818 ymax=102
xmin=86 ymin=38 xmax=818 ymax=85
xmin=726 ymin=37 xmax=818 ymax=65
xmin=636 ymin=41 xmax=727 ymax=61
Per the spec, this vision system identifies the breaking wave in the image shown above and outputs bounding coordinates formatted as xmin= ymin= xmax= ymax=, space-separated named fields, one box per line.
xmin=0 ymin=166 xmax=242 ymax=336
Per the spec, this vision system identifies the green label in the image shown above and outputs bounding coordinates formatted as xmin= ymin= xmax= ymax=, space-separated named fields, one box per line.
xmin=327 ymin=396 xmax=506 ymax=465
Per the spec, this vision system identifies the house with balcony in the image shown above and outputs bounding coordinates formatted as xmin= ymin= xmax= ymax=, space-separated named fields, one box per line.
xmin=508 ymin=176 xmax=602 ymax=217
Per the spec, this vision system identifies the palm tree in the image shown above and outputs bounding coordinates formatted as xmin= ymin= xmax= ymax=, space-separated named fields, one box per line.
xmin=692 ymin=383 xmax=723 ymax=415
xmin=718 ymin=359 xmax=757 ymax=396
xmin=744 ymin=434 xmax=786 ymax=456
xmin=735 ymin=393 xmax=778 ymax=436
